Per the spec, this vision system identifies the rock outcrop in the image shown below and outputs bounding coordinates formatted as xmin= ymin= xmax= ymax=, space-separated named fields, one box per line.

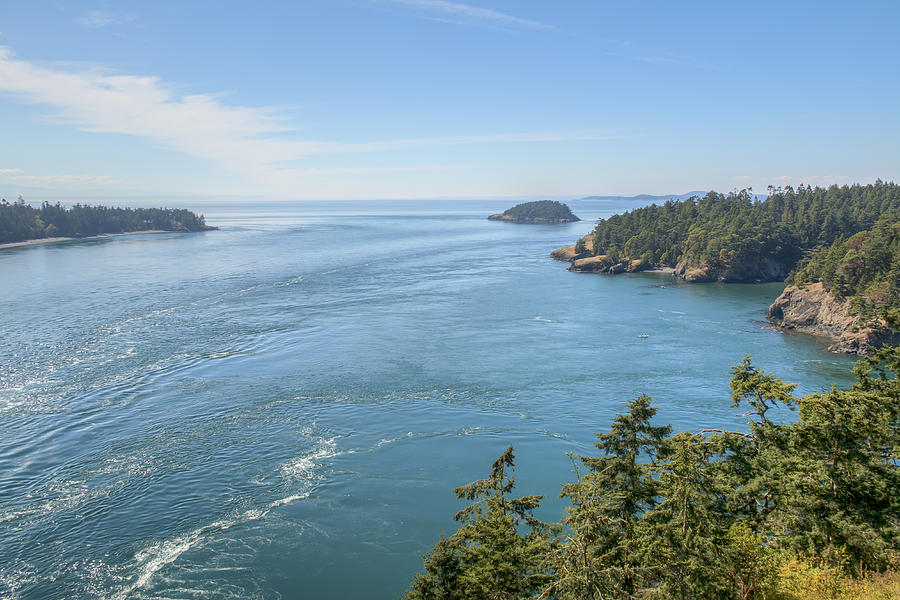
xmin=551 ymin=235 xmax=658 ymax=274
xmin=673 ymin=257 xmax=791 ymax=283
xmin=767 ymin=283 xmax=900 ymax=354
xmin=552 ymin=236 xmax=789 ymax=282
xmin=550 ymin=234 xmax=594 ymax=262
xmin=488 ymin=213 xmax=579 ymax=224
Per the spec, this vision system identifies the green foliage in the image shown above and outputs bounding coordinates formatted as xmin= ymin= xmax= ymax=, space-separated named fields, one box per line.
xmin=501 ymin=200 xmax=579 ymax=222
xmin=638 ymin=431 xmax=731 ymax=599
xmin=403 ymin=447 xmax=554 ymax=600
xmin=406 ymin=353 xmax=900 ymax=599
xmin=0 ymin=198 xmax=213 ymax=244
xmin=721 ymin=523 xmax=780 ymax=599
xmin=550 ymin=394 xmax=671 ymax=599
xmin=789 ymin=215 xmax=900 ymax=327
xmin=585 ymin=181 xmax=900 ymax=280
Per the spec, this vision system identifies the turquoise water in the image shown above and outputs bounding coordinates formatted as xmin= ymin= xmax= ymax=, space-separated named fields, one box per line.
xmin=0 ymin=200 xmax=854 ymax=599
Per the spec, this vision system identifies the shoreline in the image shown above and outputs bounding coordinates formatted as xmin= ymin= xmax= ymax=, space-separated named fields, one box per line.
xmin=0 ymin=230 xmax=170 ymax=250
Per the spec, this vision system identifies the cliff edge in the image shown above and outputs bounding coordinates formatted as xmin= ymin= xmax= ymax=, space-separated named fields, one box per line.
xmin=767 ymin=283 xmax=900 ymax=354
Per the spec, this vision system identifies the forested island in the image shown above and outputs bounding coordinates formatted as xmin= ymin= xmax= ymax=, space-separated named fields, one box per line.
xmin=489 ymin=200 xmax=580 ymax=223
xmin=0 ymin=197 xmax=216 ymax=245
xmin=405 ymin=352 xmax=900 ymax=600
xmin=552 ymin=181 xmax=900 ymax=353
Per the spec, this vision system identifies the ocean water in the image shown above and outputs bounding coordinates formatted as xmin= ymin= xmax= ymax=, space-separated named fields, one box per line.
xmin=0 ymin=199 xmax=855 ymax=600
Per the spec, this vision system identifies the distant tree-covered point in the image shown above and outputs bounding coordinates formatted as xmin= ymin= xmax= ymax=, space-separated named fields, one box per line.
xmin=489 ymin=200 xmax=580 ymax=223
xmin=0 ymin=197 xmax=217 ymax=244
xmin=557 ymin=181 xmax=900 ymax=282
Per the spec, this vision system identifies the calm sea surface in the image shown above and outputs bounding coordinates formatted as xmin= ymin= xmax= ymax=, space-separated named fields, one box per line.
xmin=0 ymin=200 xmax=855 ymax=599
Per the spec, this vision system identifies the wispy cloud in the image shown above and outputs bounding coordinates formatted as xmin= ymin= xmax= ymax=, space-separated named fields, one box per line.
xmin=377 ymin=0 xmax=553 ymax=30
xmin=292 ymin=165 xmax=462 ymax=176
xmin=305 ymin=130 xmax=633 ymax=155
xmin=0 ymin=46 xmax=624 ymax=192
xmin=11 ymin=174 xmax=119 ymax=186
xmin=76 ymin=10 xmax=137 ymax=28
xmin=0 ymin=168 xmax=23 ymax=174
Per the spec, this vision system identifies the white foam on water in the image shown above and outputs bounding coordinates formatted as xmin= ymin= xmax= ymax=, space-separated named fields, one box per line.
xmin=279 ymin=437 xmax=339 ymax=480
xmin=104 ymin=492 xmax=310 ymax=600
xmin=0 ymin=560 xmax=38 ymax=600
xmin=272 ymin=275 xmax=303 ymax=287
xmin=375 ymin=431 xmax=415 ymax=447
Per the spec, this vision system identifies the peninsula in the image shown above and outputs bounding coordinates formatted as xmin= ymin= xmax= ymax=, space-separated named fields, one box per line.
xmin=0 ymin=198 xmax=217 ymax=247
xmin=551 ymin=181 xmax=900 ymax=353
xmin=489 ymin=200 xmax=579 ymax=223
xmin=768 ymin=214 xmax=900 ymax=352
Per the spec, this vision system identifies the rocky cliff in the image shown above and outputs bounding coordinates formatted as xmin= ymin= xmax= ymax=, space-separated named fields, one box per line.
xmin=551 ymin=237 xmax=789 ymax=282
xmin=767 ymin=283 xmax=900 ymax=354
xmin=488 ymin=213 xmax=579 ymax=224
xmin=672 ymin=256 xmax=791 ymax=283
xmin=551 ymin=235 xmax=652 ymax=273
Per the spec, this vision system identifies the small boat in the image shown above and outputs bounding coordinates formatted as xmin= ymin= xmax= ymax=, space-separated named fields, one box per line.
xmin=638 ymin=333 xmax=649 ymax=338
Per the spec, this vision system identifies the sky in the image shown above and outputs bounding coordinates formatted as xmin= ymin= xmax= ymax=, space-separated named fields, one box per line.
xmin=0 ymin=0 xmax=898 ymax=201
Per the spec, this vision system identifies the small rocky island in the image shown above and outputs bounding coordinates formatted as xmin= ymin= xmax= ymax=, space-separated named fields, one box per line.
xmin=489 ymin=200 xmax=579 ymax=223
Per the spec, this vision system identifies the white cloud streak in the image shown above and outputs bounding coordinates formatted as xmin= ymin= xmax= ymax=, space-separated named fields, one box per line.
xmin=0 ymin=46 xmax=622 ymax=193
xmin=378 ymin=0 xmax=553 ymax=30
xmin=11 ymin=174 xmax=119 ymax=186
xmin=0 ymin=168 xmax=23 ymax=174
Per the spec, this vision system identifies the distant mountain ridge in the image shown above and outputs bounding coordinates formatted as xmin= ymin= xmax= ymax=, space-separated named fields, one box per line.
xmin=578 ymin=191 xmax=708 ymax=202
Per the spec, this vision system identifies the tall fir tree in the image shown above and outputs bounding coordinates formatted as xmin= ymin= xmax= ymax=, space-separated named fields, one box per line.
xmin=550 ymin=394 xmax=671 ymax=600
xmin=403 ymin=446 xmax=554 ymax=600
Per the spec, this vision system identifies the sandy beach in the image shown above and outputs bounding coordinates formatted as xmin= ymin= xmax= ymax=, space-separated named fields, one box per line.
xmin=0 ymin=230 xmax=169 ymax=250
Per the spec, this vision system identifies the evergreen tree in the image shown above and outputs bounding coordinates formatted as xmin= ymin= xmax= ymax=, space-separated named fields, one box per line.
xmin=638 ymin=432 xmax=731 ymax=599
xmin=403 ymin=447 xmax=553 ymax=600
xmin=550 ymin=395 xmax=671 ymax=599
xmin=782 ymin=348 xmax=900 ymax=573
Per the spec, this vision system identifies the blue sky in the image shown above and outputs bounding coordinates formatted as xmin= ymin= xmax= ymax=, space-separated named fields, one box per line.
xmin=0 ymin=1 xmax=898 ymax=200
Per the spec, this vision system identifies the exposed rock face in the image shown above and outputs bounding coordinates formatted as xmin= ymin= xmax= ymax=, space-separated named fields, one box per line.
xmin=488 ymin=213 xmax=579 ymax=223
xmin=767 ymin=283 xmax=900 ymax=354
xmin=550 ymin=244 xmax=580 ymax=261
xmin=567 ymin=256 xmax=651 ymax=274
xmin=551 ymin=235 xmax=655 ymax=274
xmin=550 ymin=234 xmax=594 ymax=262
xmin=488 ymin=213 xmax=520 ymax=222
xmin=552 ymin=235 xmax=790 ymax=282
xmin=673 ymin=257 xmax=791 ymax=283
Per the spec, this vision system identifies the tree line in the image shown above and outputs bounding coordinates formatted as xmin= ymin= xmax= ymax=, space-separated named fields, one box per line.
xmin=0 ymin=197 xmax=214 ymax=244
xmin=405 ymin=352 xmax=900 ymax=599
xmin=577 ymin=181 xmax=900 ymax=281
xmin=789 ymin=215 xmax=900 ymax=329
xmin=495 ymin=200 xmax=580 ymax=222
